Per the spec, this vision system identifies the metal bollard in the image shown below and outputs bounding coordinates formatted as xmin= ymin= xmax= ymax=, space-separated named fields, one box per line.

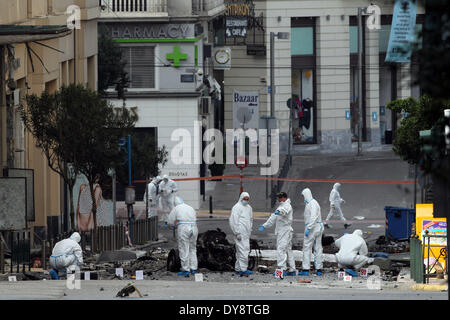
xmin=109 ymin=225 xmax=112 ymax=251
xmin=209 ymin=196 xmax=213 ymax=219
xmin=107 ymin=226 xmax=110 ymax=251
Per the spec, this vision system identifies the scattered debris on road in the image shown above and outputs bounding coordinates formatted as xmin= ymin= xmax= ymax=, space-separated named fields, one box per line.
xmin=116 ymin=283 xmax=143 ymax=298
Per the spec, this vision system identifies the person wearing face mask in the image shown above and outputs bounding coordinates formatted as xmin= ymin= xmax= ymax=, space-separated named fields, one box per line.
xmin=229 ymin=192 xmax=253 ymax=275
xmin=299 ymin=188 xmax=324 ymax=276
xmin=159 ymin=175 xmax=178 ymax=227
xmin=258 ymin=192 xmax=297 ymax=276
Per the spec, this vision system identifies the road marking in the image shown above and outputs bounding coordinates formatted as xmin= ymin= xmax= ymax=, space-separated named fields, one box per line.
xmin=133 ymin=176 xmax=416 ymax=185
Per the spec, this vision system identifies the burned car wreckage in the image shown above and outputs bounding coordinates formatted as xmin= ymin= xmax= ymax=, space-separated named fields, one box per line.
xmin=167 ymin=228 xmax=260 ymax=272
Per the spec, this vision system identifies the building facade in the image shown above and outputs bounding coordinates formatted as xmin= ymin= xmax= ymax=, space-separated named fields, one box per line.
xmin=0 ymin=0 xmax=99 ymax=242
xmin=99 ymin=0 xmax=225 ymax=210
xmin=214 ymin=0 xmax=425 ymax=157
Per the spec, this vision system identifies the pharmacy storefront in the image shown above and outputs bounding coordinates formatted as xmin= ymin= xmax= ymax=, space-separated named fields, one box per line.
xmin=101 ymin=22 xmax=207 ymax=210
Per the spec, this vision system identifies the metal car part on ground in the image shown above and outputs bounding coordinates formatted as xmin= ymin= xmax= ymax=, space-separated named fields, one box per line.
xmin=167 ymin=228 xmax=261 ymax=272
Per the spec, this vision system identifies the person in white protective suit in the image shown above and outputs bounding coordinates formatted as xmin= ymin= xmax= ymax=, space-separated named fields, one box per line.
xmin=168 ymin=197 xmax=198 ymax=276
xmin=258 ymin=192 xmax=297 ymax=276
xmin=325 ymin=183 xmax=351 ymax=229
xmin=335 ymin=229 xmax=374 ymax=277
xmin=229 ymin=192 xmax=253 ymax=276
xmin=299 ymin=188 xmax=324 ymax=276
xmin=159 ymin=175 xmax=178 ymax=227
xmin=49 ymin=232 xmax=83 ymax=280
xmin=143 ymin=176 xmax=162 ymax=218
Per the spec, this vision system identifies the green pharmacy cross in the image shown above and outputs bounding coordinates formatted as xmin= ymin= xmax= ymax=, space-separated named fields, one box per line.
xmin=166 ymin=45 xmax=187 ymax=67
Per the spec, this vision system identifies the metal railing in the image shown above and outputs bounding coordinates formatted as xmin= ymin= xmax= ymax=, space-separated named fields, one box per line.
xmin=0 ymin=230 xmax=31 ymax=274
xmin=99 ymin=0 xmax=168 ymax=16
xmin=422 ymin=232 xmax=447 ymax=284
xmin=40 ymin=216 xmax=158 ymax=269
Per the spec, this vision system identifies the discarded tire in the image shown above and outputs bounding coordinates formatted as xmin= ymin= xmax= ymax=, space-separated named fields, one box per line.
xmin=167 ymin=249 xmax=181 ymax=272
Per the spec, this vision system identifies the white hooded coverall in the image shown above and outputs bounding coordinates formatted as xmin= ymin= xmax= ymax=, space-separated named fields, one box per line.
xmin=229 ymin=192 xmax=253 ymax=272
xmin=143 ymin=178 xmax=160 ymax=217
xmin=326 ymin=183 xmax=347 ymax=222
xmin=262 ymin=198 xmax=296 ymax=272
xmin=335 ymin=229 xmax=372 ymax=269
xmin=159 ymin=175 xmax=178 ymax=223
xmin=301 ymin=188 xmax=324 ymax=271
xmin=50 ymin=232 xmax=83 ymax=273
xmin=168 ymin=197 xmax=198 ymax=272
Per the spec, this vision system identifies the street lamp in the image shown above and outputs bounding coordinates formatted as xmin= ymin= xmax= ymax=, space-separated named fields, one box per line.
xmin=357 ymin=8 xmax=367 ymax=156
xmin=269 ymin=31 xmax=290 ymax=205
xmin=270 ymin=32 xmax=290 ymax=117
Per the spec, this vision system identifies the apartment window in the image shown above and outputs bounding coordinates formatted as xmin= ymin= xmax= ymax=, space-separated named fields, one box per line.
xmin=61 ymin=61 xmax=68 ymax=86
xmin=69 ymin=59 xmax=75 ymax=84
xmin=291 ymin=17 xmax=316 ymax=145
xmin=120 ymin=45 xmax=155 ymax=89
xmin=87 ymin=55 xmax=96 ymax=91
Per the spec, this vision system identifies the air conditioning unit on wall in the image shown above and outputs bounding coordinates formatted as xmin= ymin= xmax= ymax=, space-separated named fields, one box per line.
xmin=199 ymin=96 xmax=211 ymax=115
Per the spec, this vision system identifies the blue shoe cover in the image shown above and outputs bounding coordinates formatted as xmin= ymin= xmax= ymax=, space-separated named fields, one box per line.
xmin=49 ymin=269 xmax=59 ymax=280
xmin=345 ymin=269 xmax=358 ymax=277
xmin=298 ymin=271 xmax=309 ymax=276
xmin=190 ymin=270 xmax=197 ymax=275
xmin=240 ymin=270 xmax=253 ymax=275
xmin=177 ymin=271 xmax=190 ymax=276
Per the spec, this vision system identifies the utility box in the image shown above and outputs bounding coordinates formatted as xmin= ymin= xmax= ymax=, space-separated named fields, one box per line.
xmin=415 ymin=204 xmax=447 ymax=271
xmin=125 ymin=186 xmax=136 ymax=205
xmin=384 ymin=206 xmax=416 ymax=240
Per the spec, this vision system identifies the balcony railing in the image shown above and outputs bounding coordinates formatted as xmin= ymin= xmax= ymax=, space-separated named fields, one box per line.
xmin=99 ymin=0 xmax=168 ymax=18
xmin=192 ymin=0 xmax=225 ymax=16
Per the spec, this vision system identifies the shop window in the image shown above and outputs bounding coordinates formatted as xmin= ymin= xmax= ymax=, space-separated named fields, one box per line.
xmin=291 ymin=69 xmax=314 ymax=143
xmin=291 ymin=17 xmax=316 ymax=145
xmin=291 ymin=27 xmax=313 ymax=55
xmin=349 ymin=16 xmax=367 ymax=142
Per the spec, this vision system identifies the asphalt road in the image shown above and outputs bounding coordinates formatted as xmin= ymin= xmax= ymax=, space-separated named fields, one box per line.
xmin=0 ymin=279 xmax=446 ymax=300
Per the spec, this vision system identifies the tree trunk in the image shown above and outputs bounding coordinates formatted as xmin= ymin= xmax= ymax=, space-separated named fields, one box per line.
xmin=69 ymin=185 xmax=75 ymax=230
xmin=89 ymin=181 xmax=98 ymax=229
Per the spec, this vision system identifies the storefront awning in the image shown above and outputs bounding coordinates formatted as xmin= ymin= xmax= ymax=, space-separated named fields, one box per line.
xmin=0 ymin=25 xmax=72 ymax=45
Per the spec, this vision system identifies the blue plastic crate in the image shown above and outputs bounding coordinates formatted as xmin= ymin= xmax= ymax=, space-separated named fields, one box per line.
xmin=384 ymin=206 xmax=416 ymax=240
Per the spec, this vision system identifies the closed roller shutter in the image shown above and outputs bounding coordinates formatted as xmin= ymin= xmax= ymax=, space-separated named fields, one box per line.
xmin=121 ymin=46 xmax=155 ymax=89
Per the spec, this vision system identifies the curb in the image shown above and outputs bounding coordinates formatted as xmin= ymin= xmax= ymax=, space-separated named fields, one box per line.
xmin=411 ymin=284 xmax=448 ymax=291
